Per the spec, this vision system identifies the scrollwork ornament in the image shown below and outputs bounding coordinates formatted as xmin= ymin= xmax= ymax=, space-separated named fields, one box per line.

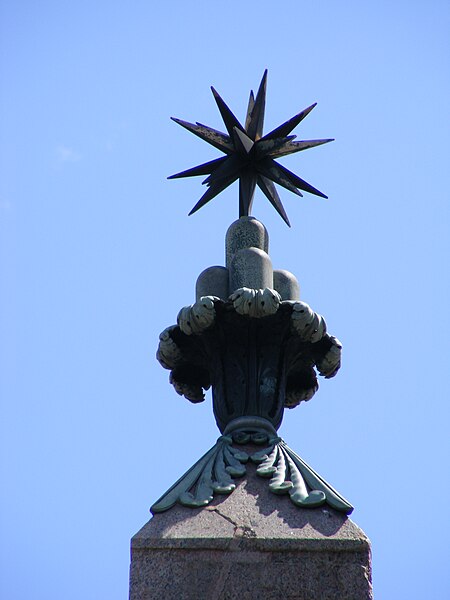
xmin=151 ymin=425 xmax=353 ymax=515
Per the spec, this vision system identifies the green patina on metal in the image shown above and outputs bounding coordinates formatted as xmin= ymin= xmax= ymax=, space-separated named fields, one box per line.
xmin=151 ymin=427 xmax=352 ymax=514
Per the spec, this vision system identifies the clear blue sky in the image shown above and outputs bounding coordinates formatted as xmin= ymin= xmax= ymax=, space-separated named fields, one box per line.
xmin=1 ymin=2 xmax=449 ymax=598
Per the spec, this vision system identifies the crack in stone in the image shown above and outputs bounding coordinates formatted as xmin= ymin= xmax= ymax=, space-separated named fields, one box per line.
xmin=206 ymin=507 xmax=258 ymax=598
xmin=236 ymin=525 xmax=257 ymax=538
xmin=207 ymin=506 xmax=239 ymax=529
xmin=207 ymin=506 xmax=258 ymax=539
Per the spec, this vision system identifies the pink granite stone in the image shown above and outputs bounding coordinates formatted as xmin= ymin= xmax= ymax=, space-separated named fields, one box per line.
xmin=130 ymin=459 xmax=372 ymax=599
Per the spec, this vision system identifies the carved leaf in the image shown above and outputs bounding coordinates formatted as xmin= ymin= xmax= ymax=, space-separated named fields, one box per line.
xmin=285 ymin=384 xmax=318 ymax=407
xmin=177 ymin=297 xmax=217 ymax=335
xmin=283 ymin=449 xmax=325 ymax=506
xmin=290 ymin=301 xmax=327 ymax=342
xmin=268 ymin=448 xmax=293 ymax=494
xmin=156 ymin=326 xmax=183 ymax=369
xmin=151 ymin=445 xmax=220 ymax=513
xmin=151 ymin=437 xmax=249 ymax=513
xmin=229 ymin=287 xmax=281 ymax=317
xmin=316 ymin=335 xmax=342 ymax=378
xmin=169 ymin=373 xmax=205 ymax=403
xmin=212 ymin=449 xmax=237 ymax=493
xmin=254 ymin=443 xmax=278 ymax=477
xmin=180 ymin=452 xmax=216 ymax=507
xmin=223 ymin=444 xmax=247 ymax=476
xmin=281 ymin=441 xmax=353 ymax=513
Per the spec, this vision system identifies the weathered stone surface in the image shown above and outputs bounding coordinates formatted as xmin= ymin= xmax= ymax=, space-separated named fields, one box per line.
xmin=229 ymin=247 xmax=273 ymax=293
xmin=273 ymin=268 xmax=300 ymax=301
xmin=130 ymin=457 xmax=372 ymax=600
xmin=196 ymin=266 xmax=229 ymax=301
xmin=225 ymin=217 xmax=269 ymax=269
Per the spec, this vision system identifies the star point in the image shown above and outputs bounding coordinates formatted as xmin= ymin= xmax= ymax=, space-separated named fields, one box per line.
xmin=169 ymin=71 xmax=332 ymax=226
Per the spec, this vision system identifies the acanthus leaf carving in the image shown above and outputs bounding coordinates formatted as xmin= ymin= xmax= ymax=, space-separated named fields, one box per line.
xmin=229 ymin=287 xmax=281 ymax=317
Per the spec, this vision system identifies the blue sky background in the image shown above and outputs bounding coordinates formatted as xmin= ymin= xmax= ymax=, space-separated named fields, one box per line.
xmin=1 ymin=2 xmax=449 ymax=598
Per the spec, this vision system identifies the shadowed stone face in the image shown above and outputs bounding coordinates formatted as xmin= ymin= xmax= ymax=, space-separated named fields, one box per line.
xmin=131 ymin=465 xmax=372 ymax=600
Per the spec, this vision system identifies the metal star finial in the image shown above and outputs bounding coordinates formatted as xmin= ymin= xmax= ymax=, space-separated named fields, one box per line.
xmin=168 ymin=70 xmax=333 ymax=227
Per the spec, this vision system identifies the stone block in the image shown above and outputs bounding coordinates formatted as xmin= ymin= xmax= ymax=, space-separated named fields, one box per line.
xmin=130 ymin=460 xmax=372 ymax=600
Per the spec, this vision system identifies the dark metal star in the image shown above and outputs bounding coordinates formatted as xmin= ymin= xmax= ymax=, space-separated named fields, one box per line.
xmin=168 ymin=70 xmax=333 ymax=227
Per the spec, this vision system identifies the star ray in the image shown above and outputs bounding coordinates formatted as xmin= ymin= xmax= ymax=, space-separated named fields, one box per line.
xmin=245 ymin=91 xmax=255 ymax=131
xmin=257 ymin=158 xmax=303 ymax=197
xmin=188 ymin=174 xmax=239 ymax=216
xmin=202 ymin=154 xmax=243 ymax=186
xmin=232 ymin=127 xmax=254 ymax=155
xmin=211 ymin=87 xmax=245 ymax=137
xmin=276 ymin=163 xmax=328 ymax=198
xmin=246 ymin=69 xmax=267 ymax=141
xmin=171 ymin=118 xmax=234 ymax=154
xmin=168 ymin=157 xmax=227 ymax=180
xmin=257 ymin=175 xmax=291 ymax=227
xmin=262 ymin=103 xmax=317 ymax=140
xmin=239 ymin=172 xmax=257 ymax=217
xmin=266 ymin=138 xmax=334 ymax=159
xmin=255 ymin=135 xmax=297 ymax=158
